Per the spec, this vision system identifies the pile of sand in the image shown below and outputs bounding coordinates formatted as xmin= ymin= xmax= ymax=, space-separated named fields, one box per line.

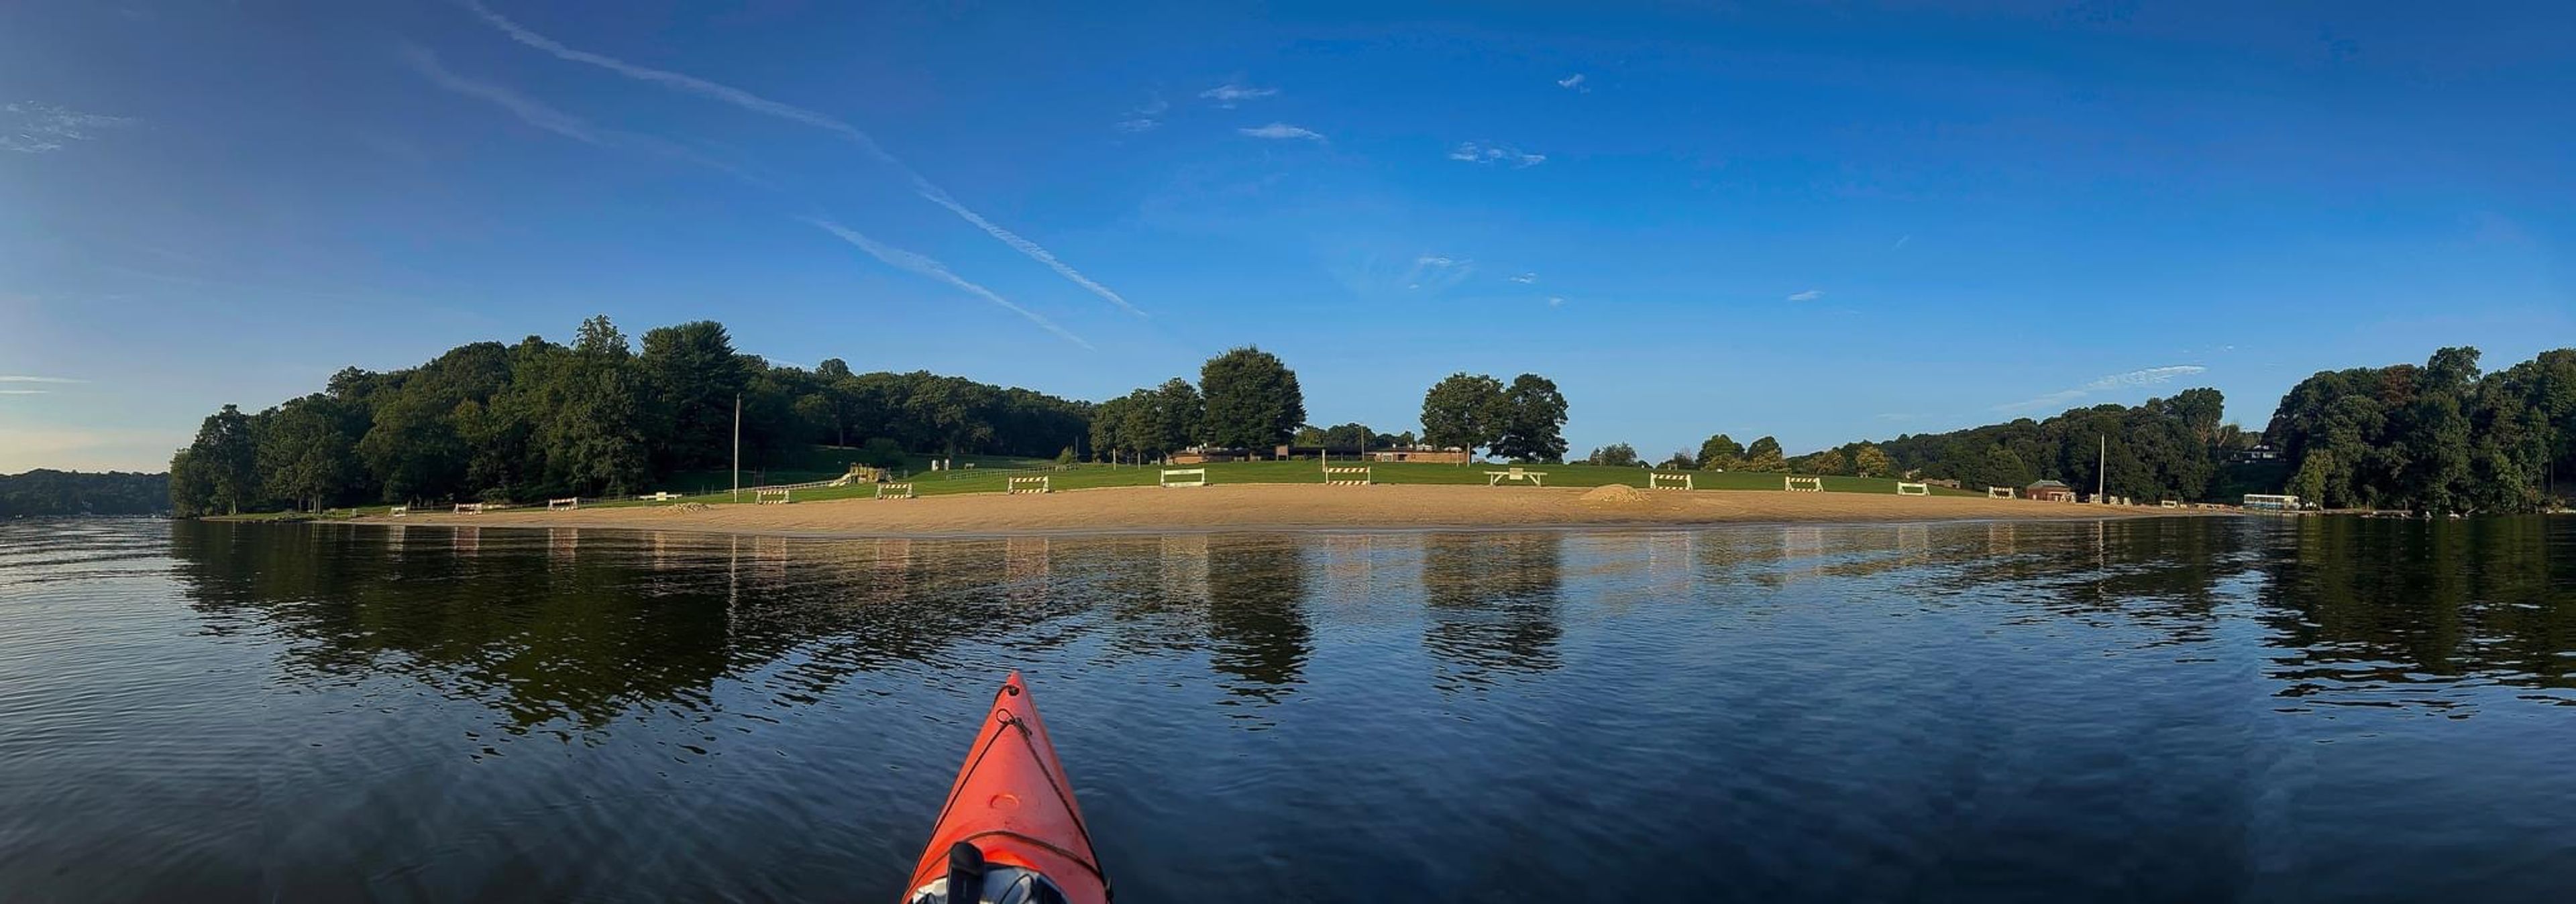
xmin=1579 ymin=484 xmax=1649 ymax=505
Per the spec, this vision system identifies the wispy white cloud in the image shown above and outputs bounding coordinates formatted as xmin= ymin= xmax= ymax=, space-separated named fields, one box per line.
xmin=1509 ymin=273 xmax=1538 ymax=284
xmin=803 ymin=218 xmax=1091 ymax=349
xmin=3 ymin=101 xmax=137 ymax=154
xmin=1786 ymin=289 xmax=1823 ymax=302
xmin=1556 ymin=73 xmax=1589 ymax=91
xmin=1199 ymin=83 xmax=1277 ymax=107
xmin=1415 ymin=255 xmax=1466 ymax=268
xmin=1994 ymin=365 xmax=2210 ymax=412
xmin=1447 ymin=141 xmax=1546 ymax=167
xmin=1892 ymin=234 xmax=1913 ymax=249
xmin=0 ymin=376 xmax=83 ymax=384
xmin=400 ymin=45 xmax=763 ymax=183
xmin=459 ymin=0 xmax=1143 ymax=317
xmin=1546 ymin=296 xmax=1566 ymax=307
xmin=0 ymin=390 xmax=48 ymax=396
xmin=1239 ymin=122 xmax=1324 ymax=142
xmin=1115 ymin=94 xmax=1168 ymax=133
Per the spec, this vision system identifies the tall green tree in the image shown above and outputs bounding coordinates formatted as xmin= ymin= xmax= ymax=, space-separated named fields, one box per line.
xmin=1420 ymin=373 xmax=1505 ymax=459
xmin=179 ymin=404 xmax=260 ymax=514
xmin=1852 ymin=443 xmax=1892 ymax=477
xmin=1492 ymin=374 xmax=1570 ymax=463
xmin=257 ymin=395 xmax=359 ymax=511
xmin=1587 ymin=443 xmax=1640 ymax=467
xmin=1197 ymin=347 xmax=1305 ymax=449
xmin=1697 ymin=434 xmax=1743 ymax=470
xmin=639 ymin=320 xmax=749 ymax=469
xmin=1741 ymin=436 xmax=1786 ymax=472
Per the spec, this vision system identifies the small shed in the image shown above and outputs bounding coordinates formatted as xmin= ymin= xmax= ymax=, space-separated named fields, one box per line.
xmin=2025 ymin=479 xmax=2076 ymax=502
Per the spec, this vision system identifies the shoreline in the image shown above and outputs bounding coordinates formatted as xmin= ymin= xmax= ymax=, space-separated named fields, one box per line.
xmin=328 ymin=484 xmax=2224 ymax=539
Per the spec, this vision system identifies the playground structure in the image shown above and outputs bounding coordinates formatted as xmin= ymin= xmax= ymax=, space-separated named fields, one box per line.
xmin=755 ymin=488 xmax=794 ymax=504
xmin=1647 ymin=472 xmax=1694 ymax=491
xmin=1159 ymin=468 xmax=1208 ymax=488
xmin=1895 ymin=482 xmax=1929 ymax=496
xmin=1986 ymin=486 xmax=2017 ymax=500
xmin=877 ymin=482 xmax=915 ymax=500
xmin=1008 ymin=475 xmax=1051 ymax=494
xmin=830 ymin=464 xmax=890 ymax=487
xmin=1322 ymin=465 xmax=1372 ymax=486
xmin=1485 ymin=467 xmax=1548 ymax=487
xmin=453 ymin=503 xmax=485 ymax=514
xmin=1784 ymin=476 xmax=1823 ymax=492
xmin=547 ymin=497 xmax=579 ymax=511
xmin=390 ymin=505 xmax=409 ymax=517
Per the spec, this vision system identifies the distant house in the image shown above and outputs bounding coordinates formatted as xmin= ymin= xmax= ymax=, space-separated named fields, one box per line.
xmin=2025 ymin=479 xmax=2076 ymax=502
xmin=1363 ymin=445 xmax=1470 ymax=465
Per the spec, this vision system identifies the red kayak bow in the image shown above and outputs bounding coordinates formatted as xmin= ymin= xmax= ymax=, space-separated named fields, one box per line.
xmin=901 ymin=672 xmax=1110 ymax=904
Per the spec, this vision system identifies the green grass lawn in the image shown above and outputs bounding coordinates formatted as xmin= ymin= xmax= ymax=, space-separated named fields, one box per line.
xmin=660 ymin=447 xmax=1055 ymax=495
xmin=577 ymin=459 xmax=1978 ymax=508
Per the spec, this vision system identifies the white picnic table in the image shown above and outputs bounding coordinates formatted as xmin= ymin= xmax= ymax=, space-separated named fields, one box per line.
xmin=1484 ymin=467 xmax=1548 ymax=487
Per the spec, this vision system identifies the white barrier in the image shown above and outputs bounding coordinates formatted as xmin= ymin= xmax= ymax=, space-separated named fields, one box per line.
xmin=1784 ymin=476 xmax=1823 ymax=492
xmin=639 ymin=492 xmax=681 ymax=503
xmin=877 ymin=482 xmax=915 ymax=500
xmin=1322 ymin=466 xmax=1372 ymax=486
xmin=1986 ymin=486 xmax=2017 ymax=500
xmin=755 ymin=488 xmax=793 ymax=504
xmin=453 ymin=503 xmax=485 ymax=514
xmin=1008 ymin=476 xmax=1051 ymax=494
xmin=1648 ymin=472 xmax=1694 ymax=491
xmin=547 ymin=497 xmax=579 ymax=511
xmin=2160 ymin=500 xmax=2180 ymax=509
xmin=1159 ymin=468 xmax=1208 ymax=488
xmin=1896 ymin=482 xmax=1929 ymax=496
xmin=390 ymin=505 xmax=409 ymax=517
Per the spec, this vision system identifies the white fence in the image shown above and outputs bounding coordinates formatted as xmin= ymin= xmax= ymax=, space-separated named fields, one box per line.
xmin=1895 ymin=482 xmax=1929 ymax=496
xmin=2160 ymin=500 xmax=2181 ymax=509
xmin=1322 ymin=466 xmax=1371 ymax=486
xmin=755 ymin=488 xmax=794 ymax=504
xmin=453 ymin=503 xmax=485 ymax=514
xmin=877 ymin=483 xmax=915 ymax=500
xmin=1986 ymin=486 xmax=2017 ymax=499
xmin=390 ymin=505 xmax=410 ymax=517
xmin=547 ymin=497 xmax=579 ymax=511
xmin=1648 ymin=472 xmax=1694 ymax=491
xmin=1008 ymin=476 xmax=1051 ymax=494
xmin=1159 ymin=468 xmax=1208 ymax=488
xmin=1783 ymin=476 xmax=1823 ymax=492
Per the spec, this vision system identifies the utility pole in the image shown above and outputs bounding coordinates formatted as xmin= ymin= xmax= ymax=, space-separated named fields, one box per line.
xmin=731 ymin=394 xmax=742 ymax=502
xmin=2096 ymin=435 xmax=2106 ymax=501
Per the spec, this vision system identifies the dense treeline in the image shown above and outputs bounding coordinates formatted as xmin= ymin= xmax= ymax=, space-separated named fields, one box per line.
xmin=168 ymin=317 xmax=1089 ymax=516
xmin=2268 ymin=347 xmax=2574 ymax=513
xmin=1862 ymin=388 xmax=2232 ymax=502
xmin=0 ymin=469 xmax=169 ymax=516
xmin=1088 ymin=346 xmax=1310 ymax=462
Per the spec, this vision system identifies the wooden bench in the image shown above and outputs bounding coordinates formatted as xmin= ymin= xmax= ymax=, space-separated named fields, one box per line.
xmin=1783 ymin=476 xmax=1823 ymax=492
xmin=1485 ymin=467 xmax=1547 ymax=487
xmin=453 ymin=503 xmax=485 ymax=514
xmin=1008 ymin=475 xmax=1051 ymax=494
xmin=547 ymin=497 xmax=579 ymax=511
xmin=755 ymin=488 xmax=793 ymax=504
xmin=1986 ymin=486 xmax=2017 ymax=500
xmin=1895 ymin=482 xmax=1929 ymax=496
xmin=877 ymin=482 xmax=915 ymax=500
xmin=1159 ymin=468 xmax=1208 ymax=488
xmin=1322 ymin=466 xmax=1371 ymax=486
xmin=389 ymin=505 xmax=409 ymax=517
xmin=1647 ymin=472 xmax=1693 ymax=491
xmin=2160 ymin=500 xmax=2181 ymax=509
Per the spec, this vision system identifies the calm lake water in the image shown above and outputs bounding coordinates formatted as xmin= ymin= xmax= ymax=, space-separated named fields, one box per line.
xmin=1 ymin=516 xmax=2572 ymax=901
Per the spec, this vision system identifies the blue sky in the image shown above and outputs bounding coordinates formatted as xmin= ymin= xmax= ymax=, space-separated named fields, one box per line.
xmin=3 ymin=1 xmax=2569 ymax=472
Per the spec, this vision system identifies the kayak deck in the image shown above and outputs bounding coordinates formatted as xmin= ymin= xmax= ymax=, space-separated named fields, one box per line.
xmin=902 ymin=673 xmax=1108 ymax=904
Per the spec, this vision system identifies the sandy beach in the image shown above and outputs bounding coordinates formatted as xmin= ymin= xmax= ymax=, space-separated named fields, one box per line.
xmin=365 ymin=484 xmax=2215 ymax=537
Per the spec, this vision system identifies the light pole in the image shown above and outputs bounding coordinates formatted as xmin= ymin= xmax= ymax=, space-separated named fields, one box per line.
xmin=731 ymin=393 xmax=741 ymax=502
